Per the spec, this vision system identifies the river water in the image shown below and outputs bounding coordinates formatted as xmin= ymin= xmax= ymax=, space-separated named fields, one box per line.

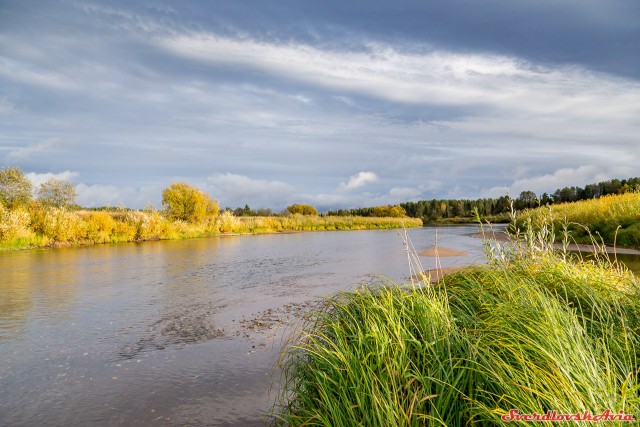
xmin=0 ymin=225 xmax=637 ymax=426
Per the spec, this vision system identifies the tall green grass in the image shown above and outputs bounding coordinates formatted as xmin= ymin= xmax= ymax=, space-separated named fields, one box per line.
xmin=272 ymin=222 xmax=640 ymax=426
xmin=516 ymin=192 xmax=640 ymax=248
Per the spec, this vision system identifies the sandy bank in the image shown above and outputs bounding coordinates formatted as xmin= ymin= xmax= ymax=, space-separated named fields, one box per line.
xmin=416 ymin=267 xmax=465 ymax=283
xmin=419 ymin=247 xmax=469 ymax=257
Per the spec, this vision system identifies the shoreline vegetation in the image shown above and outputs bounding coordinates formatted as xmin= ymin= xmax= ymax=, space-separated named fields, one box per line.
xmin=516 ymin=192 xmax=640 ymax=250
xmin=272 ymin=218 xmax=640 ymax=426
xmin=0 ymin=206 xmax=423 ymax=251
xmin=0 ymin=166 xmax=422 ymax=252
xmin=1 ymin=166 xmax=638 ymax=252
xmin=334 ymin=177 xmax=640 ymax=225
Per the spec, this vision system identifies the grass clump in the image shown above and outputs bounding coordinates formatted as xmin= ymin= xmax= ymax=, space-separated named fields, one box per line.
xmin=517 ymin=192 xmax=640 ymax=248
xmin=272 ymin=221 xmax=640 ymax=426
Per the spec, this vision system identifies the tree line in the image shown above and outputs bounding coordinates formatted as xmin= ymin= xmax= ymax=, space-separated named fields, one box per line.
xmin=2 ymin=166 xmax=637 ymax=224
xmin=328 ymin=177 xmax=640 ymax=223
xmin=227 ymin=204 xmax=318 ymax=217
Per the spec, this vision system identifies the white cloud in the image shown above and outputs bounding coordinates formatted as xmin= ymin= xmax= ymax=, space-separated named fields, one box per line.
xmin=418 ymin=181 xmax=442 ymax=192
xmin=0 ymin=97 xmax=15 ymax=114
xmin=337 ymin=171 xmax=378 ymax=192
xmin=23 ymin=170 xmax=159 ymax=208
xmin=7 ymin=138 xmax=58 ymax=160
xmin=388 ymin=187 xmax=422 ymax=201
xmin=305 ymin=186 xmax=422 ymax=211
xmin=207 ymin=173 xmax=295 ymax=208
xmin=25 ymin=170 xmax=79 ymax=188
xmin=481 ymin=165 xmax=635 ymax=198
xmin=3 ymin=12 xmax=639 ymax=210
xmin=159 ymin=33 xmax=640 ymax=122
xmin=75 ymin=183 xmax=159 ymax=208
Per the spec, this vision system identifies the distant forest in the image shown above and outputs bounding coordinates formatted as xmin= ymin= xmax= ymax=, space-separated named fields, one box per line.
xmin=326 ymin=177 xmax=640 ymax=223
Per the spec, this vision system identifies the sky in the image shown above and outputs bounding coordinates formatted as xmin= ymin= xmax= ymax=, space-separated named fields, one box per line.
xmin=1 ymin=0 xmax=639 ymax=211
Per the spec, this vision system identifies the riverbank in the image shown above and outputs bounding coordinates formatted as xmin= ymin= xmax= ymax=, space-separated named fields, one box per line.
xmin=470 ymin=230 xmax=640 ymax=255
xmin=0 ymin=206 xmax=422 ymax=251
xmin=272 ymin=230 xmax=640 ymax=426
xmin=516 ymin=192 xmax=640 ymax=249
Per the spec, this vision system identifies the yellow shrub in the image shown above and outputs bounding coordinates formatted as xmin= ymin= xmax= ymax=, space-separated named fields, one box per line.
xmin=40 ymin=208 xmax=86 ymax=243
xmin=217 ymin=211 xmax=240 ymax=233
xmin=112 ymin=216 xmax=137 ymax=242
xmin=0 ymin=205 xmax=32 ymax=241
xmin=83 ymin=212 xmax=116 ymax=243
xmin=142 ymin=211 xmax=172 ymax=240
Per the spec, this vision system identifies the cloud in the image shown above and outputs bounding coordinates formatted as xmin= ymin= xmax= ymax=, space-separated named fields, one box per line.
xmin=305 ymin=186 xmax=422 ymax=211
xmin=158 ymin=32 xmax=640 ymax=121
xmin=75 ymin=183 xmax=159 ymax=208
xmin=388 ymin=187 xmax=422 ymax=201
xmin=418 ymin=181 xmax=442 ymax=193
xmin=207 ymin=173 xmax=295 ymax=208
xmin=23 ymin=169 xmax=161 ymax=208
xmin=7 ymin=138 xmax=58 ymax=160
xmin=481 ymin=165 xmax=635 ymax=198
xmin=25 ymin=170 xmax=79 ymax=188
xmin=1 ymin=3 xmax=639 ymax=211
xmin=0 ymin=97 xmax=15 ymax=115
xmin=337 ymin=171 xmax=378 ymax=192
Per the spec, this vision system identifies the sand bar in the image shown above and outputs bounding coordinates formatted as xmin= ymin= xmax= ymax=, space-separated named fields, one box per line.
xmin=419 ymin=247 xmax=469 ymax=257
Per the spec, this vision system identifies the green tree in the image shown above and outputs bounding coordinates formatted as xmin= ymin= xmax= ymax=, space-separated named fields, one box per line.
xmin=37 ymin=178 xmax=77 ymax=207
xmin=0 ymin=166 xmax=33 ymax=208
xmin=287 ymin=204 xmax=318 ymax=216
xmin=162 ymin=182 xmax=219 ymax=223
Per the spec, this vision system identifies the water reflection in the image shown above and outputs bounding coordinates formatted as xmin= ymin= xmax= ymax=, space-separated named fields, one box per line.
xmin=614 ymin=253 xmax=640 ymax=273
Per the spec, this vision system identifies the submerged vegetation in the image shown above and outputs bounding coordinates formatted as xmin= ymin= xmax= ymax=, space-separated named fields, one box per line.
xmin=517 ymin=192 xmax=640 ymax=249
xmin=272 ymin=218 xmax=640 ymax=426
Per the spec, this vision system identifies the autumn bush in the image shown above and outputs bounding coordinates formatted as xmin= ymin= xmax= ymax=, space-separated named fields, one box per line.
xmin=162 ymin=182 xmax=219 ymax=223
xmin=0 ymin=204 xmax=32 ymax=240
xmin=82 ymin=212 xmax=116 ymax=243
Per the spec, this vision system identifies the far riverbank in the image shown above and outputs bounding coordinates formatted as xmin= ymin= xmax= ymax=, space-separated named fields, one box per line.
xmin=0 ymin=207 xmax=422 ymax=252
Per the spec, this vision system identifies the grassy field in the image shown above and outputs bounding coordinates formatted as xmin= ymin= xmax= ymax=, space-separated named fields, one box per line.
xmin=516 ymin=192 xmax=640 ymax=249
xmin=272 ymin=224 xmax=640 ymax=426
xmin=0 ymin=205 xmax=422 ymax=251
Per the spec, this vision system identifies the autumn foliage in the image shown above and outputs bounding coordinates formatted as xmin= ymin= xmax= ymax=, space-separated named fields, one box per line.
xmin=161 ymin=182 xmax=220 ymax=223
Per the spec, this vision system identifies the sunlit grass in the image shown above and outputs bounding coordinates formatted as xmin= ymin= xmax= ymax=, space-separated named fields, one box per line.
xmin=517 ymin=192 xmax=640 ymax=248
xmin=272 ymin=218 xmax=640 ymax=426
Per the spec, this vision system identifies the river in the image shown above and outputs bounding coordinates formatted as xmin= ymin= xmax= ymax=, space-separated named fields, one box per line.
xmin=0 ymin=225 xmax=637 ymax=426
